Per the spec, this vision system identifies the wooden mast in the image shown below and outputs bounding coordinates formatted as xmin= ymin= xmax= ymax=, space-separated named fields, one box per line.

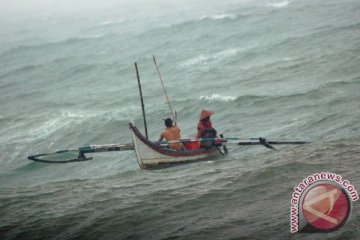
xmin=134 ymin=62 xmax=148 ymax=139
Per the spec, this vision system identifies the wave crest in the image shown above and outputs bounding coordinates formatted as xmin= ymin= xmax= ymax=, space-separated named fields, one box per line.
xmin=267 ymin=1 xmax=290 ymax=8
xmin=200 ymin=94 xmax=236 ymax=102
xmin=179 ymin=48 xmax=240 ymax=68
xmin=99 ymin=19 xmax=124 ymax=26
xmin=200 ymin=13 xmax=237 ymax=21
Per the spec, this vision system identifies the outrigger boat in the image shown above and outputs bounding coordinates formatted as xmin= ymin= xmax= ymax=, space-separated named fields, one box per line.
xmin=129 ymin=122 xmax=227 ymax=169
xmin=27 ymin=58 xmax=309 ymax=169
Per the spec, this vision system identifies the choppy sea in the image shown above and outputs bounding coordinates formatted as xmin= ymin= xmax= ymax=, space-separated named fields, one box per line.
xmin=0 ymin=0 xmax=359 ymax=239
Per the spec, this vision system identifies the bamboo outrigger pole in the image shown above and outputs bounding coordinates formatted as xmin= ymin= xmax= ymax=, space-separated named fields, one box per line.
xmin=135 ymin=62 xmax=149 ymax=139
xmin=152 ymin=56 xmax=176 ymax=122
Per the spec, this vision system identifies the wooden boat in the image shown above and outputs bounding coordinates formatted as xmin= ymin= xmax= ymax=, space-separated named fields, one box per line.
xmin=129 ymin=122 xmax=225 ymax=169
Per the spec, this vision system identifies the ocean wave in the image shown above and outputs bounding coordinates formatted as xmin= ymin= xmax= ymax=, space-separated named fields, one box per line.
xmin=200 ymin=13 xmax=237 ymax=21
xmin=23 ymin=110 xmax=110 ymax=142
xmin=0 ymin=35 xmax=108 ymax=57
xmin=60 ymin=63 xmax=96 ymax=78
xmin=283 ymin=57 xmax=291 ymax=61
xmin=57 ymin=110 xmax=132 ymax=123
xmin=0 ymin=64 xmax=44 ymax=81
xmin=160 ymin=12 xmax=245 ymax=37
xmin=29 ymin=117 xmax=72 ymax=141
xmin=231 ymin=79 xmax=360 ymax=110
xmin=8 ymin=109 xmax=134 ymax=146
xmin=267 ymin=1 xmax=290 ymax=8
xmin=13 ymin=111 xmax=89 ymax=143
xmin=179 ymin=48 xmax=240 ymax=68
xmin=199 ymin=94 xmax=236 ymax=103
xmin=83 ymin=19 xmax=126 ymax=32
xmin=99 ymin=19 xmax=124 ymax=26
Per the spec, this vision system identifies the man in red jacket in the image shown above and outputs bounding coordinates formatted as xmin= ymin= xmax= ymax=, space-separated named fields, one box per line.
xmin=196 ymin=110 xmax=218 ymax=148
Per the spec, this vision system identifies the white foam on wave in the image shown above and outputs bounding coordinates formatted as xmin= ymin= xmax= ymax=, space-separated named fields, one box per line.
xmin=283 ymin=57 xmax=291 ymax=61
xmin=267 ymin=1 xmax=290 ymax=8
xmin=101 ymin=20 xmax=114 ymax=26
xmin=99 ymin=19 xmax=124 ymax=26
xmin=201 ymin=13 xmax=237 ymax=21
xmin=29 ymin=118 xmax=68 ymax=139
xmin=16 ymin=110 xmax=108 ymax=144
xmin=180 ymin=55 xmax=208 ymax=68
xmin=1 ymin=116 xmax=69 ymax=145
xmin=200 ymin=94 xmax=236 ymax=102
xmin=179 ymin=48 xmax=240 ymax=68
xmin=28 ymin=111 xmax=87 ymax=140
xmin=2 ymin=107 xmax=139 ymax=147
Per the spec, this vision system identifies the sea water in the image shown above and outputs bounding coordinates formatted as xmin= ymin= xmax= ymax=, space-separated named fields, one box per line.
xmin=0 ymin=0 xmax=359 ymax=239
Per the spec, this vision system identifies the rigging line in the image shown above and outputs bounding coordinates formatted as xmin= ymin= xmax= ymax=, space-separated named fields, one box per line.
xmin=153 ymin=55 xmax=176 ymax=122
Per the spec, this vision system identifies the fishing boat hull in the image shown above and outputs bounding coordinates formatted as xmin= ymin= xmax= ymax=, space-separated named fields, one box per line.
xmin=129 ymin=123 xmax=223 ymax=169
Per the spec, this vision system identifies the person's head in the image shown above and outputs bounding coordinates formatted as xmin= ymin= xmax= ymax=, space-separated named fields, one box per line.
xmin=164 ymin=118 xmax=173 ymax=128
xmin=200 ymin=110 xmax=214 ymax=122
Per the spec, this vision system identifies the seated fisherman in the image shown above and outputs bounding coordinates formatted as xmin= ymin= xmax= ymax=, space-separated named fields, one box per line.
xmin=158 ymin=118 xmax=183 ymax=150
xmin=196 ymin=109 xmax=219 ymax=148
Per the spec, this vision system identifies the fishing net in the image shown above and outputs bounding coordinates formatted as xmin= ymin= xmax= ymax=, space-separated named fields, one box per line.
xmin=28 ymin=150 xmax=92 ymax=163
xmin=28 ymin=144 xmax=134 ymax=163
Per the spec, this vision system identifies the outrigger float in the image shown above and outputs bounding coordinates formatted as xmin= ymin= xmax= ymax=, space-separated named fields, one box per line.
xmin=28 ymin=58 xmax=309 ymax=169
